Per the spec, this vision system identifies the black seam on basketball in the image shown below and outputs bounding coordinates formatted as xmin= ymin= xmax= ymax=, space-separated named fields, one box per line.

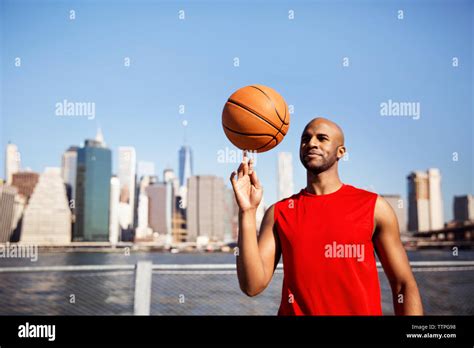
xmin=227 ymin=99 xmax=280 ymax=132
xmin=224 ymin=106 xmax=285 ymax=144
xmin=223 ymin=124 xmax=276 ymax=137
xmin=223 ymin=125 xmax=276 ymax=151
xmin=271 ymin=101 xmax=288 ymax=138
xmin=250 ymin=85 xmax=289 ymax=125
xmin=278 ymin=103 xmax=288 ymax=136
xmin=224 ymin=124 xmax=282 ymax=151
xmin=256 ymin=137 xmax=276 ymax=151
xmin=273 ymin=123 xmax=285 ymax=141
xmin=250 ymin=85 xmax=287 ymax=125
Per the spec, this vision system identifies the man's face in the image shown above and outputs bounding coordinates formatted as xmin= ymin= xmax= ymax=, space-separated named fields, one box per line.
xmin=299 ymin=121 xmax=344 ymax=175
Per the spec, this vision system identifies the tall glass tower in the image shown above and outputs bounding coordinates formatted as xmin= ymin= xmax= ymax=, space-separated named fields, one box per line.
xmin=61 ymin=146 xmax=78 ymax=204
xmin=178 ymin=145 xmax=193 ymax=187
xmin=74 ymin=138 xmax=112 ymax=241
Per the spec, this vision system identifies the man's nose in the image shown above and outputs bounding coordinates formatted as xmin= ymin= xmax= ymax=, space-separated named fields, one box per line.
xmin=308 ymin=136 xmax=319 ymax=148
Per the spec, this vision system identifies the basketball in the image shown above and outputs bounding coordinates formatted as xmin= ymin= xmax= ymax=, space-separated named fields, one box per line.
xmin=222 ymin=85 xmax=290 ymax=153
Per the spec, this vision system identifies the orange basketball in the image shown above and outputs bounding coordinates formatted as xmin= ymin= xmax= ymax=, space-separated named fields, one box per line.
xmin=222 ymin=85 xmax=290 ymax=153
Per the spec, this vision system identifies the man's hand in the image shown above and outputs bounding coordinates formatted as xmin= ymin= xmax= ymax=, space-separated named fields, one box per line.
xmin=230 ymin=150 xmax=263 ymax=212
xmin=230 ymin=151 xmax=280 ymax=297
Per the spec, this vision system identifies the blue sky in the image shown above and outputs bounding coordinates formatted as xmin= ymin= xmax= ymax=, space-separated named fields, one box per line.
xmin=1 ymin=0 xmax=472 ymax=222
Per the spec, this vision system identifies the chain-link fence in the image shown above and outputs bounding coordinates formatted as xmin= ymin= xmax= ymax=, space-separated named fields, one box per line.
xmin=151 ymin=268 xmax=283 ymax=315
xmin=379 ymin=265 xmax=474 ymax=315
xmin=0 ymin=266 xmax=135 ymax=315
xmin=0 ymin=262 xmax=473 ymax=315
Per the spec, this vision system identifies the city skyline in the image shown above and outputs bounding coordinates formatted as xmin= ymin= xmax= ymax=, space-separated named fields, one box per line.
xmin=1 ymin=0 xmax=472 ymax=223
xmin=3 ymin=133 xmax=473 ymax=227
xmin=2 ymin=138 xmax=471 ymax=233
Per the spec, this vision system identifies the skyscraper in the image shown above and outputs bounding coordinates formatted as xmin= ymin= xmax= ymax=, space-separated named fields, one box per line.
xmin=407 ymin=171 xmax=429 ymax=232
xmin=224 ymin=187 xmax=239 ymax=243
xmin=146 ymin=181 xmax=172 ymax=239
xmin=118 ymin=146 xmax=137 ymax=229
xmin=109 ymin=176 xmax=120 ymax=245
xmin=61 ymin=146 xmax=78 ymax=204
xmin=0 ymin=185 xmax=18 ymax=242
xmin=178 ymin=146 xmax=193 ymax=210
xmin=11 ymin=172 xmax=39 ymax=201
xmin=135 ymin=175 xmax=154 ymax=240
xmin=135 ymin=192 xmax=150 ymax=240
xmin=5 ymin=143 xmax=20 ymax=184
xmin=9 ymin=193 xmax=26 ymax=243
xmin=178 ymin=145 xmax=193 ymax=187
xmin=407 ymin=168 xmax=444 ymax=232
xmin=163 ymin=168 xmax=186 ymax=242
xmin=454 ymin=195 xmax=474 ymax=222
xmin=74 ymin=137 xmax=112 ymax=241
xmin=427 ymin=168 xmax=444 ymax=230
xmin=21 ymin=168 xmax=72 ymax=245
xmin=163 ymin=168 xmax=179 ymax=195
xmin=187 ymin=175 xmax=226 ymax=243
xmin=277 ymin=152 xmax=294 ymax=200
xmin=171 ymin=203 xmax=187 ymax=243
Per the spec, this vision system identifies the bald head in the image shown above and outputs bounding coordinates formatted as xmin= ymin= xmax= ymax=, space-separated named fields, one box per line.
xmin=299 ymin=117 xmax=346 ymax=175
xmin=303 ymin=117 xmax=345 ymax=146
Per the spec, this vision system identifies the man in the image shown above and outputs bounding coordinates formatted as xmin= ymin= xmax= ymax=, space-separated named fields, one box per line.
xmin=230 ymin=117 xmax=423 ymax=315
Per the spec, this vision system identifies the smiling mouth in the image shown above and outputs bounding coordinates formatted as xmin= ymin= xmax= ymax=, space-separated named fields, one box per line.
xmin=304 ymin=152 xmax=322 ymax=158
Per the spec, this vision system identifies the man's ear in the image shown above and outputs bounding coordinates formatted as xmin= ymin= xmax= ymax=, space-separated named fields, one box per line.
xmin=337 ymin=145 xmax=346 ymax=160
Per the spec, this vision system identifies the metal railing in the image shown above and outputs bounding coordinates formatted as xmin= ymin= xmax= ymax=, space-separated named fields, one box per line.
xmin=0 ymin=261 xmax=473 ymax=315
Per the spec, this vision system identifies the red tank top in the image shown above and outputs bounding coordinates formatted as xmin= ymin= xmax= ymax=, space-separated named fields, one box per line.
xmin=274 ymin=183 xmax=382 ymax=315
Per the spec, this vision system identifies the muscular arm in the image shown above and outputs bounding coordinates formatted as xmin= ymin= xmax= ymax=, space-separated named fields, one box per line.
xmin=237 ymin=205 xmax=281 ymax=297
xmin=373 ymin=196 xmax=423 ymax=315
xmin=230 ymin=152 xmax=281 ymax=297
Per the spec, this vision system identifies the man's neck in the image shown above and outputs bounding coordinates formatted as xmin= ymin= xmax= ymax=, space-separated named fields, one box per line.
xmin=306 ymin=169 xmax=343 ymax=195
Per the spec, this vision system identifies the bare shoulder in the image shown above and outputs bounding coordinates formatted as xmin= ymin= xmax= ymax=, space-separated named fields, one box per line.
xmin=261 ymin=204 xmax=275 ymax=228
xmin=373 ymin=195 xmax=399 ymax=235
xmin=375 ymin=195 xmax=394 ymax=217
